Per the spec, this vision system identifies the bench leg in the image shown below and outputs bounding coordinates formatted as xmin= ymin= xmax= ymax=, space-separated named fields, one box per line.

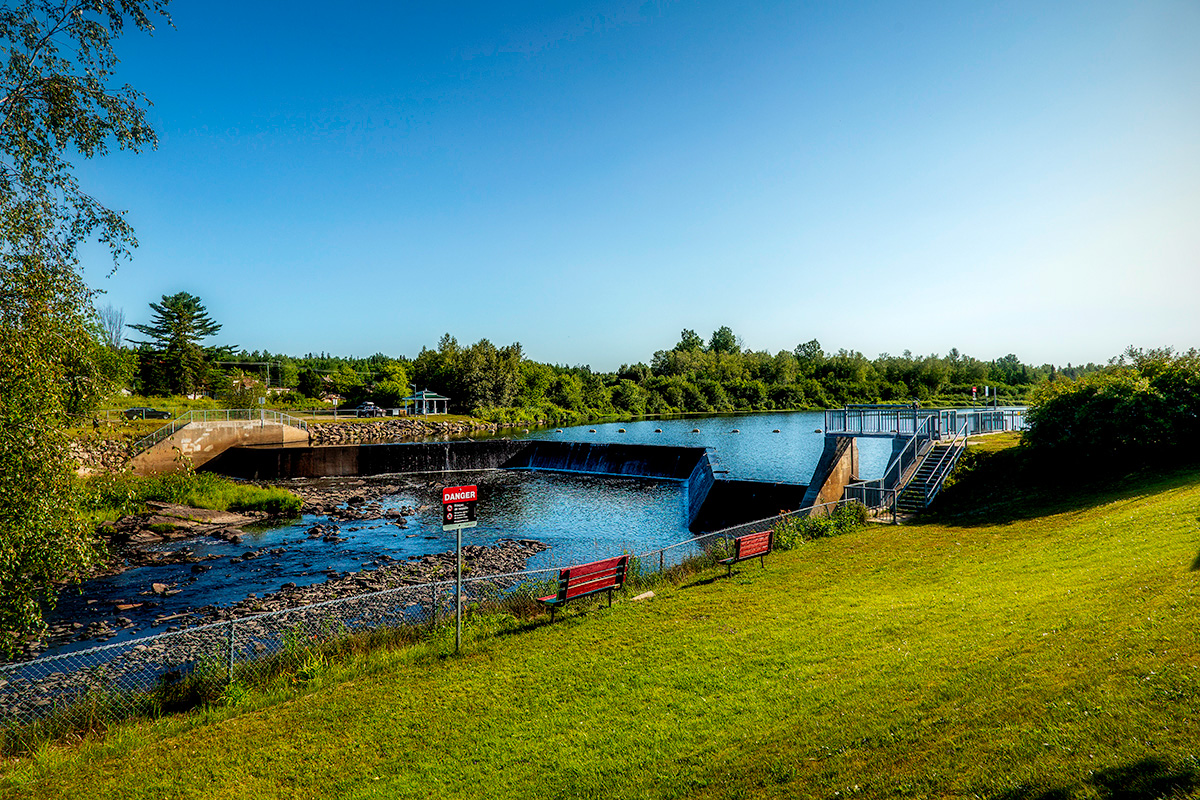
xmin=760 ymin=554 xmax=765 ymax=569
xmin=549 ymin=605 xmax=557 ymax=623
xmin=607 ymin=588 xmax=613 ymax=608
xmin=726 ymin=562 xmax=732 ymax=578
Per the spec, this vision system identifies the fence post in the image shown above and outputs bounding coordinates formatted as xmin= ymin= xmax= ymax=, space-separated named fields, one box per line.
xmin=659 ymin=549 xmax=664 ymax=575
xmin=226 ymin=619 xmax=235 ymax=684
xmin=430 ymin=584 xmax=438 ymax=629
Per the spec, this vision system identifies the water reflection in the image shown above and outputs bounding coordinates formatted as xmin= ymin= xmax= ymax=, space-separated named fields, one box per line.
xmin=522 ymin=410 xmax=892 ymax=483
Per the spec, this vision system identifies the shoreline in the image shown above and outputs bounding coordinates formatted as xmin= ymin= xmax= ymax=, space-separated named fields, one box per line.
xmin=19 ymin=476 xmax=549 ymax=662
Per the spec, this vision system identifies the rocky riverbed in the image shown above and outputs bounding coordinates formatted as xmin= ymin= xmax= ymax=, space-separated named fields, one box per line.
xmin=0 ymin=534 xmax=549 ymax=723
xmin=16 ymin=476 xmax=550 ymax=661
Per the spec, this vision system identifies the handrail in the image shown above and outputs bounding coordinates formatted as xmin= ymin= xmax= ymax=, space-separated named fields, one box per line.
xmin=824 ymin=406 xmax=1029 ymax=439
xmin=824 ymin=407 xmax=942 ymax=438
xmin=840 ymin=414 xmax=936 ymax=517
xmin=879 ymin=413 xmax=936 ymax=488
xmin=128 ymin=409 xmax=310 ymax=458
xmin=919 ymin=418 xmax=970 ymax=506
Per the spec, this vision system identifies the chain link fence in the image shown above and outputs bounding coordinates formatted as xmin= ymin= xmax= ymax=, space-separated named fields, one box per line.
xmin=0 ymin=499 xmax=865 ymax=745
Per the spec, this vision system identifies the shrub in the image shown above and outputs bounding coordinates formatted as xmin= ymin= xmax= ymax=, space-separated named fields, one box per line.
xmin=773 ymin=502 xmax=869 ymax=550
xmin=1025 ymin=348 xmax=1200 ymax=471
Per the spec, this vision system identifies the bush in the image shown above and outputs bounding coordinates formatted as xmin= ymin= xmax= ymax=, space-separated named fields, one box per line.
xmin=773 ymin=502 xmax=868 ymax=550
xmin=1025 ymin=348 xmax=1200 ymax=471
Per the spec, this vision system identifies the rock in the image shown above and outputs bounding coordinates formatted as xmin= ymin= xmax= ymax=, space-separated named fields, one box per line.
xmin=151 ymin=583 xmax=168 ymax=595
xmin=632 ymin=591 xmax=655 ymax=602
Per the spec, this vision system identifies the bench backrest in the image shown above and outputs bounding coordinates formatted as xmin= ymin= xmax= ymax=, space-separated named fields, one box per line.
xmin=735 ymin=530 xmax=773 ymax=560
xmin=553 ymin=555 xmax=629 ymax=603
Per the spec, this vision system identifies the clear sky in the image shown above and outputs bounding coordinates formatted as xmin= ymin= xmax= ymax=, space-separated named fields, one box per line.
xmin=77 ymin=0 xmax=1200 ymax=370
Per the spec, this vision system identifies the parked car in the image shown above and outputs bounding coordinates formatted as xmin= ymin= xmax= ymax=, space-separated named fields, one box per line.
xmin=355 ymin=402 xmax=385 ymax=418
xmin=124 ymin=406 xmax=172 ymax=420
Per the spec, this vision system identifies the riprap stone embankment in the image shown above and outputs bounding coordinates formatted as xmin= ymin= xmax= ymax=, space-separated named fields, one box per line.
xmin=305 ymin=417 xmax=500 ymax=445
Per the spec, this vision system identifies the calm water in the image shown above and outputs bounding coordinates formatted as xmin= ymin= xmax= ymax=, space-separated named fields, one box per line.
xmin=522 ymin=410 xmax=893 ymax=483
xmin=46 ymin=411 xmax=893 ymax=654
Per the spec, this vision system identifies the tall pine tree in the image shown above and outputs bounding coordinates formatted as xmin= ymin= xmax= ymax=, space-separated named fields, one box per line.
xmin=129 ymin=292 xmax=230 ymax=396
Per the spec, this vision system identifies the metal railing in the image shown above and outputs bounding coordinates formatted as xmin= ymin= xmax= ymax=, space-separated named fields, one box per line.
xmin=298 ymin=407 xmax=422 ymax=419
xmin=842 ymin=412 xmax=940 ymax=518
xmin=825 ymin=407 xmax=942 ymax=438
xmin=825 ymin=406 xmax=1029 ymax=439
xmin=128 ymin=410 xmax=310 ymax=458
xmin=0 ymin=497 xmax=863 ymax=734
xmin=843 ymin=413 xmax=976 ymax=516
xmin=918 ymin=418 xmax=970 ymax=507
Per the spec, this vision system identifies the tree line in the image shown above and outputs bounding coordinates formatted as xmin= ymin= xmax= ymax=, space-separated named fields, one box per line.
xmin=1024 ymin=347 xmax=1200 ymax=470
xmin=99 ymin=294 xmax=1108 ymax=424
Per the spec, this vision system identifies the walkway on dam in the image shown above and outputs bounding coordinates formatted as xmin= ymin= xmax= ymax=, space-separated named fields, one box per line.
xmin=823 ymin=405 xmax=1029 ymax=440
xmin=129 ymin=409 xmax=310 ymax=475
xmin=822 ymin=404 xmax=1029 ymax=514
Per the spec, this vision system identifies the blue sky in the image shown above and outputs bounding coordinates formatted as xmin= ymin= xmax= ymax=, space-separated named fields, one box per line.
xmin=78 ymin=1 xmax=1200 ymax=370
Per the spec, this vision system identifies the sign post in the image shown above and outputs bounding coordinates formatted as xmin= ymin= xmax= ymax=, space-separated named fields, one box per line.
xmin=441 ymin=485 xmax=478 ymax=654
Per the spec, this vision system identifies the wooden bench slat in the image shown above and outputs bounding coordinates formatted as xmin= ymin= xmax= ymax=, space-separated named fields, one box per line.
xmin=736 ymin=532 xmax=771 ymax=559
xmin=721 ymin=530 xmax=774 ymax=575
xmin=537 ymin=555 xmax=629 ymax=618
xmin=562 ymin=575 xmax=620 ymax=600
xmin=562 ymin=556 xmax=626 ymax=580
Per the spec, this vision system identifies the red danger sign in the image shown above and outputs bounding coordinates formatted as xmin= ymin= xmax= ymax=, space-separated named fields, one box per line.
xmin=442 ymin=486 xmax=477 ymax=503
xmin=442 ymin=484 xmax=478 ymax=531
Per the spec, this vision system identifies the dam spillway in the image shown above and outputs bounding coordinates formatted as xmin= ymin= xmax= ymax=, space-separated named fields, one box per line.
xmin=201 ymin=439 xmax=805 ymax=532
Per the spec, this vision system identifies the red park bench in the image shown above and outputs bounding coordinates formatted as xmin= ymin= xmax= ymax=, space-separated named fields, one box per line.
xmin=720 ymin=530 xmax=773 ymax=577
xmin=537 ymin=554 xmax=629 ymax=622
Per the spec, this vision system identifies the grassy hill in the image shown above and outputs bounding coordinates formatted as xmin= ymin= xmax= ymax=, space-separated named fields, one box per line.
xmin=3 ymin=452 xmax=1199 ymax=799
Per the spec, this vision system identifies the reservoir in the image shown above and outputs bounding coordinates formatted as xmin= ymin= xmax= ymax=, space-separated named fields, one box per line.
xmin=521 ymin=409 xmax=893 ymax=483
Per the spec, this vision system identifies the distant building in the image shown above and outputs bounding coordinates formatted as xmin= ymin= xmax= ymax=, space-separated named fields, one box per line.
xmin=402 ymin=389 xmax=450 ymax=416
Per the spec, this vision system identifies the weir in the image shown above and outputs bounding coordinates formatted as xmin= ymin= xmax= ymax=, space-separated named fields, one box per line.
xmin=202 ymin=439 xmax=805 ymax=532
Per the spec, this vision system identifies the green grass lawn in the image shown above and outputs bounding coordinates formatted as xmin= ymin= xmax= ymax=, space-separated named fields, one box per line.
xmin=4 ymin=466 xmax=1199 ymax=799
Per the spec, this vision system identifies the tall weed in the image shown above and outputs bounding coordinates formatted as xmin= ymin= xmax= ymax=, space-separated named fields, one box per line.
xmin=81 ymin=471 xmax=301 ymax=520
xmin=773 ymin=502 xmax=869 ymax=550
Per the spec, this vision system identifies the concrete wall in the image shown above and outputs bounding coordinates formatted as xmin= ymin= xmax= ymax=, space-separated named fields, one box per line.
xmin=799 ymin=435 xmax=859 ymax=514
xmin=685 ymin=452 xmax=717 ymax=526
xmin=689 ymin=479 xmax=808 ymax=532
xmin=207 ymin=440 xmax=714 ymax=483
xmin=506 ymin=441 xmax=708 ymax=480
xmin=202 ymin=440 xmax=530 ymax=481
xmin=132 ymin=421 xmax=310 ymax=476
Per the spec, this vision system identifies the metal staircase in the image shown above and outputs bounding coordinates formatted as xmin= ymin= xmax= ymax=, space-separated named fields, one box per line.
xmin=896 ymin=442 xmax=958 ymax=512
xmin=843 ymin=416 xmax=969 ymax=518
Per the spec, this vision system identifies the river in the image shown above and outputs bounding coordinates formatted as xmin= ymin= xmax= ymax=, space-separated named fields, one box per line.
xmin=43 ymin=410 xmax=893 ymax=656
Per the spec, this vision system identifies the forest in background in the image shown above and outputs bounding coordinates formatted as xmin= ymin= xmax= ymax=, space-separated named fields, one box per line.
xmin=110 ymin=310 xmax=1108 ymax=423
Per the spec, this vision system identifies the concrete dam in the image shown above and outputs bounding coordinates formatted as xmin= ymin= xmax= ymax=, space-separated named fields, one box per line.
xmin=201 ymin=439 xmax=828 ymax=533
